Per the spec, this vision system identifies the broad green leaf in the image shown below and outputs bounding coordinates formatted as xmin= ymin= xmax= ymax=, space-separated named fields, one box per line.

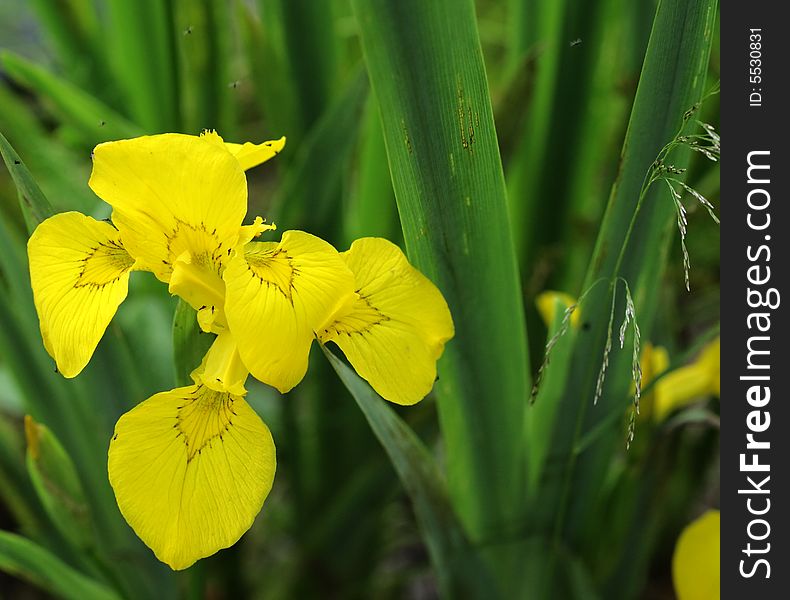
xmin=0 ymin=130 xmax=55 ymax=230
xmin=25 ymin=415 xmax=95 ymax=552
xmin=0 ymin=52 xmax=143 ymax=145
xmin=323 ymin=347 xmax=497 ymax=599
xmin=351 ymin=0 xmax=530 ymax=557
xmin=0 ymin=531 xmax=121 ymax=600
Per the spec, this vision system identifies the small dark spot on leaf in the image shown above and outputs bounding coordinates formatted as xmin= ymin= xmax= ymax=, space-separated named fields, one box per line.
xmin=13 ymin=159 xmax=21 ymax=165
xmin=582 ymin=321 xmax=591 ymax=331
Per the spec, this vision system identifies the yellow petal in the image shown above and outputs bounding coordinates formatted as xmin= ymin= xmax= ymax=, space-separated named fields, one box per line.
xmin=654 ymin=364 xmax=710 ymax=421
xmin=200 ymin=130 xmax=286 ymax=171
xmin=636 ymin=343 xmax=669 ymax=420
xmin=673 ymin=510 xmax=720 ymax=600
xmin=168 ymin=250 xmax=227 ymax=332
xmin=319 ymin=238 xmax=454 ymax=406
xmin=88 ymin=133 xmax=247 ymax=283
xmin=223 ymin=231 xmax=356 ymax=393
xmin=653 ymin=337 xmax=720 ymax=422
xmin=27 ymin=212 xmax=136 ymax=378
xmin=536 ymin=290 xmax=581 ymax=329
xmin=191 ymin=332 xmax=249 ymax=396
xmin=641 ymin=343 xmax=670 ymax=388
xmin=108 ymin=384 xmax=275 ymax=570
xmin=698 ymin=337 xmax=720 ymax=397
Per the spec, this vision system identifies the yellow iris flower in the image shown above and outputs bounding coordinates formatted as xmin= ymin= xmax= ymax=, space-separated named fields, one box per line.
xmin=27 ymin=132 xmax=454 ymax=569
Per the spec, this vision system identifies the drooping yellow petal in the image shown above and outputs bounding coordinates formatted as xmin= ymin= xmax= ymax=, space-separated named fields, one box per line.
xmin=88 ymin=134 xmax=247 ymax=285
xmin=223 ymin=231 xmax=356 ymax=394
xmin=672 ymin=510 xmax=720 ymax=600
xmin=319 ymin=238 xmax=454 ymax=406
xmin=654 ymin=337 xmax=720 ymax=421
xmin=27 ymin=212 xmax=136 ymax=378
xmin=200 ymin=130 xmax=286 ymax=171
xmin=536 ymin=290 xmax=581 ymax=329
xmin=108 ymin=384 xmax=275 ymax=570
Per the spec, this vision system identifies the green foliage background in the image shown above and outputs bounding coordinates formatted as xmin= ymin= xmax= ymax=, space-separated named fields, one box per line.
xmin=0 ymin=0 xmax=719 ymax=598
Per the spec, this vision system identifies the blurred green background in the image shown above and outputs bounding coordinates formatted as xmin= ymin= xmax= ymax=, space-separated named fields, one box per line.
xmin=0 ymin=0 xmax=719 ymax=598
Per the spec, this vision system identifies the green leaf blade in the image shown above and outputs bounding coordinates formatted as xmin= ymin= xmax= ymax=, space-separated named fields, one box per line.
xmin=0 ymin=130 xmax=55 ymax=230
xmin=0 ymin=531 xmax=121 ymax=600
xmin=352 ymin=0 xmax=530 ymax=550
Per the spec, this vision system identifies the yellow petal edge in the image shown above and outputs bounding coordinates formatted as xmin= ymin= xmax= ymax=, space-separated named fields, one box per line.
xmin=672 ymin=510 xmax=720 ymax=600
xmin=108 ymin=384 xmax=275 ymax=570
xmin=27 ymin=212 xmax=136 ymax=377
xmin=319 ymin=238 xmax=454 ymax=406
xmin=200 ymin=130 xmax=286 ymax=171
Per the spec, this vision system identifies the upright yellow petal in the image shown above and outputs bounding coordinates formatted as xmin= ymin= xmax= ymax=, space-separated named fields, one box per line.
xmin=223 ymin=231 xmax=356 ymax=393
xmin=673 ymin=510 xmax=720 ymax=600
xmin=108 ymin=384 xmax=275 ymax=570
xmin=200 ymin=130 xmax=286 ymax=171
xmin=88 ymin=134 xmax=247 ymax=283
xmin=27 ymin=212 xmax=136 ymax=378
xmin=319 ymin=238 xmax=454 ymax=406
